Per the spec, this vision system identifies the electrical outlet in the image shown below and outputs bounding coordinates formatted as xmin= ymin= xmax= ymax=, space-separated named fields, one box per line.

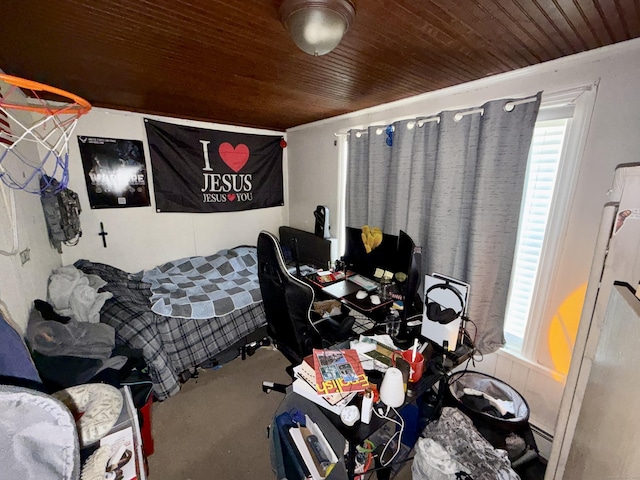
xmin=19 ymin=248 xmax=30 ymax=265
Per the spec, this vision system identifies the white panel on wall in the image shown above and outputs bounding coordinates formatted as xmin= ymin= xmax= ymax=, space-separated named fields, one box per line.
xmin=495 ymin=354 xmax=514 ymax=381
xmin=523 ymin=369 xmax=565 ymax=433
xmin=508 ymin=361 xmax=530 ymax=396
xmin=0 ymin=110 xmax=62 ymax=332
xmin=470 ymin=352 xmax=498 ymax=377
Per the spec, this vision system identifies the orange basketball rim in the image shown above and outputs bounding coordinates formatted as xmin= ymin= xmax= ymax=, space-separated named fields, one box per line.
xmin=0 ymin=73 xmax=92 ymax=193
xmin=0 ymin=73 xmax=91 ymax=116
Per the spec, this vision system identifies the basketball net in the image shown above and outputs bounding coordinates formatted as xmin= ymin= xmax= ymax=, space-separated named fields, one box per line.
xmin=0 ymin=74 xmax=91 ymax=194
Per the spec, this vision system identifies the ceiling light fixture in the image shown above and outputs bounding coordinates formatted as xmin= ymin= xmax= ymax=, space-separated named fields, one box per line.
xmin=279 ymin=0 xmax=355 ymax=56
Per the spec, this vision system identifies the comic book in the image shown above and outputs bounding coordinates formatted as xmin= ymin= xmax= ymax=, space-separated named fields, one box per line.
xmin=312 ymin=349 xmax=369 ymax=396
xmin=294 ymin=356 xmax=355 ymax=407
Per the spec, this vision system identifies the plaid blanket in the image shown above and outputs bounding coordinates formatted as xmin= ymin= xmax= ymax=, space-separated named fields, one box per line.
xmin=74 ymin=259 xmax=266 ymax=400
xmin=142 ymin=246 xmax=261 ymax=319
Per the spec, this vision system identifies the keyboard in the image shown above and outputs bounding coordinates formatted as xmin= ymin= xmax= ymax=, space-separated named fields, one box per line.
xmin=348 ymin=274 xmax=378 ymax=292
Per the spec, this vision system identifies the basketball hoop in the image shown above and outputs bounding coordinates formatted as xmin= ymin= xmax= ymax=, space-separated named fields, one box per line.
xmin=0 ymin=74 xmax=91 ymax=194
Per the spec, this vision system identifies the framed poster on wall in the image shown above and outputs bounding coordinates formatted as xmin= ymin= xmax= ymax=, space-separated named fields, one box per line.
xmin=77 ymin=136 xmax=151 ymax=208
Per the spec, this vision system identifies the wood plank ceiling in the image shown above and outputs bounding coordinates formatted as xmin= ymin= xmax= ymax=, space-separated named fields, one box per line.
xmin=1 ymin=1 xmax=638 ymax=131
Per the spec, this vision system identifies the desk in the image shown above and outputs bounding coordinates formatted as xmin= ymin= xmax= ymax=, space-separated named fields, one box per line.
xmin=333 ymin=371 xmax=445 ymax=479
xmin=271 ymin=340 xmax=474 ymax=480
xmin=271 ymin=369 xmax=445 ymax=479
xmin=304 ymin=272 xmax=393 ymax=322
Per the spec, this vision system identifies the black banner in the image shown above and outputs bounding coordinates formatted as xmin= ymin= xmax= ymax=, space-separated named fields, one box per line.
xmin=77 ymin=136 xmax=151 ymax=209
xmin=144 ymin=119 xmax=284 ymax=213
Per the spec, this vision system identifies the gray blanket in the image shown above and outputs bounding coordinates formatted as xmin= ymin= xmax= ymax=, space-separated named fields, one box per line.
xmin=75 ymin=259 xmax=266 ymax=401
xmin=142 ymin=246 xmax=261 ymax=319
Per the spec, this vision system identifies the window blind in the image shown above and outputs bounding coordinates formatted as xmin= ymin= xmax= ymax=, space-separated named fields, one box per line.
xmin=504 ymin=119 xmax=569 ymax=347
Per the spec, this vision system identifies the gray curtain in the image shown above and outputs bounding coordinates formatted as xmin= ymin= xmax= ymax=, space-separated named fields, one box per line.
xmin=346 ymin=94 xmax=541 ymax=353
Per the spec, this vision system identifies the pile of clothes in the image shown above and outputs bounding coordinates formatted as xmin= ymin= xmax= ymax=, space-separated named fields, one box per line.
xmin=1 ymin=266 xmax=154 ymax=480
xmin=26 ymin=265 xmax=151 ymax=401
xmin=47 ymin=265 xmax=113 ymax=324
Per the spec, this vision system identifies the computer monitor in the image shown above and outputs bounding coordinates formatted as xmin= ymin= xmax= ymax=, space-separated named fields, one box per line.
xmin=342 ymin=226 xmax=398 ymax=277
xmin=396 ymin=230 xmax=422 ymax=342
xmin=395 ymin=229 xmax=415 ymax=275
xmin=341 ymin=227 xmax=422 ymax=341
xmin=279 ymin=226 xmax=332 ymax=269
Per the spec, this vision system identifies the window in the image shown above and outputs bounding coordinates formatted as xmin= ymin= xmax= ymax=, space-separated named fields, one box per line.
xmin=503 ymin=118 xmax=569 ymax=349
xmin=336 ymin=84 xmax=596 ymax=361
xmin=503 ymin=83 xmax=596 ymax=357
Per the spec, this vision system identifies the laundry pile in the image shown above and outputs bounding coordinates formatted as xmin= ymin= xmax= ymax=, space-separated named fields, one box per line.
xmin=47 ymin=265 xmax=113 ymax=324
xmin=25 ymin=265 xmax=150 ymax=396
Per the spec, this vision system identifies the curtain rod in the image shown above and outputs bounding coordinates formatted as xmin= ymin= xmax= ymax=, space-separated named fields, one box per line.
xmin=334 ymin=93 xmax=545 ymax=137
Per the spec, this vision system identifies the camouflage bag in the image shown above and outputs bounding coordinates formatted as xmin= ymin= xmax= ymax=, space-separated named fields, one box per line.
xmin=40 ymin=175 xmax=82 ymax=253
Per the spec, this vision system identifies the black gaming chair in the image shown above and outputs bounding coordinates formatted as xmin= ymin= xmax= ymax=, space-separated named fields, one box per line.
xmin=257 ymin=230 xmax=355 ymax=366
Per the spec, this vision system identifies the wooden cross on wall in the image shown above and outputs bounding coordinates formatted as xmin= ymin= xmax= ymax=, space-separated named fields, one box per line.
xmin=99 ymin=222 xmax=108 ymax=248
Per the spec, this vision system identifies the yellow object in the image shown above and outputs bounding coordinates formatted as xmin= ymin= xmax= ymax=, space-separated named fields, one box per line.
xmin=394 ymin=272 xmax=407 ymax=283
xmin=373 ymin=268 xmax=394 ymax=280
xmin=547 ymin=283 xmax=587 ymax=377
xmin=361 ymin=225 xmax=383 ymax=253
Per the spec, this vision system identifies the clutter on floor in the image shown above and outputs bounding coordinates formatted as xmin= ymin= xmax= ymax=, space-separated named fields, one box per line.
xmin=413 ymin=406 xmax=520 ymax=480
xmin=445 ymin=371 xmax=539 ymax=466
xmin=1 ymin=295 xmax=153 ymax=480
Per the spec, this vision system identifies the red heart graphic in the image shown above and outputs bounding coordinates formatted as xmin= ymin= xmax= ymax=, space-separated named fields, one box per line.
xmin=218 ymin=143 xmax=249 ymax=172
xmin=227 ymin=193 xmax=236 ymax=202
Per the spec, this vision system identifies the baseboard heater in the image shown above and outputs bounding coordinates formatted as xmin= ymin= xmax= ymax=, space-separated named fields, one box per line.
xmin=530 ymin=423 xmax=554 ymax=460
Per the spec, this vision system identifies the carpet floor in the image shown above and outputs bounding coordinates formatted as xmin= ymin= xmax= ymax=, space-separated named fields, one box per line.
xmin=147 ymin=347 xmax=413 ymax=480
xmin=148 ymin=347 xmax=291 ymax=479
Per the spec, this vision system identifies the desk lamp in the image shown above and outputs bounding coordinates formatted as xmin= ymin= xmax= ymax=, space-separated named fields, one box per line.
xmin=379 ymin=367 xmax=405 ymax=412
xmin=376 ymin=367 xmax=407 ymax=466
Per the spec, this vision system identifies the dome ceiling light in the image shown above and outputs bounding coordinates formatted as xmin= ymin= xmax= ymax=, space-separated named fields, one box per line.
xmin=279 ymin=0 xmax=356 ymax=56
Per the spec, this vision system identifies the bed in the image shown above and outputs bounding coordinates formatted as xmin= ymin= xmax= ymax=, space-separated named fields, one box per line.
xmin=74 ymin=246 xmax=266 ymax=401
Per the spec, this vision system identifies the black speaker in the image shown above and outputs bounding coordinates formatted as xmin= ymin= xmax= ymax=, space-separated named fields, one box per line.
xmin=313 ymin=205 xmax=330 ymax=239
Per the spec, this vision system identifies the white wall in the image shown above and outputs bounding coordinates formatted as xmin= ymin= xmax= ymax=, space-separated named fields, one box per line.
xmin=61 ymin=109 xmax=289 ymax=273
xmin=0 ymin=106 xmax=62 ymax=333
xmin=285 ymin=38 xmax=640 ymax=435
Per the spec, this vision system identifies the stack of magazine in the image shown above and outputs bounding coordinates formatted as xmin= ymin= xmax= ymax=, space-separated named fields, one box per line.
xmin=292 ymin=349 xmax=369 ymax=415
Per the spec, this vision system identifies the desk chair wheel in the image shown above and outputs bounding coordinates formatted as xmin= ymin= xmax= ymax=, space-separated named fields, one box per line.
xmin=262 ymin=381 xmax=288 ymax=394
xmin=241 ymin=337 xmax=272 ymax=360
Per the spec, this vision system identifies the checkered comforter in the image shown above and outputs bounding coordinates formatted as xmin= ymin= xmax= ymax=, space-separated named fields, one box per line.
xmin=74 ymin=259 xmax=266 ymax=401
xmin=142 ymin=246 xmax=261 ymax=319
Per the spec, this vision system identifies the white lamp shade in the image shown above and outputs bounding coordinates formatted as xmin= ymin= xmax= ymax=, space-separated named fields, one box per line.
xmin=280 ymin=0 xmax=355 ymax=56
xmin=379 ymin=367 xmax=405 ymax=408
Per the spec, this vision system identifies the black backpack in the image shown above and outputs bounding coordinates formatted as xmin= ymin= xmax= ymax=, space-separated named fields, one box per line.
xmin=40 ymin=175 xmax=82 ymax=253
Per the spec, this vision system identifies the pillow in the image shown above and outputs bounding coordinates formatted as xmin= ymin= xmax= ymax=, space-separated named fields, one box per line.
xmin=53 ymin=384 xmax=123 ymax=447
